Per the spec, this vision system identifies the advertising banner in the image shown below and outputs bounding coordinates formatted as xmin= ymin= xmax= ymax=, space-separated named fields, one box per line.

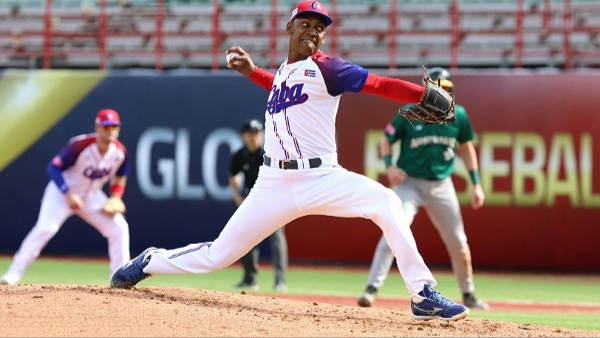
xmin=1 ymin=69 xmax=599 ymax=271
xmin=286 ymin=71 xmax=600 ymax=271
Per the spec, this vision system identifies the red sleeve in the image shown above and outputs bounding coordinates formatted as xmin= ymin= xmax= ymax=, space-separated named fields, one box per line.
xmin=249 ymin=66 xmax=275 ymax=91
xmin=360 ymin=73 xmax=424 ymax=103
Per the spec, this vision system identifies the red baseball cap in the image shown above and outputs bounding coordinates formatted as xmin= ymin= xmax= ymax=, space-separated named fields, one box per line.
xmin=290 ymin=1 xmax=333 ymax=27
xmin=95 ymin=108 xmax=121 ymax=126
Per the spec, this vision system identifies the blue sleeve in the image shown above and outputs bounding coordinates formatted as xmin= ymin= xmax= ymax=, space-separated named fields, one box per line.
xmin=46 ymin=138 xmax=91 ymax=193
xmin=314 ymin=55 xmax=369 ymax=96
xmin=115 ymin=153 xmax=130 ymax=177
xmin=47 ymin=161 xmax=69 ymax=193
xmin=110 ymin=140 xmax=130 ymax=177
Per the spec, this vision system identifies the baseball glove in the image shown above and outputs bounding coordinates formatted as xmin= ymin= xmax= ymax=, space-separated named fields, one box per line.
xmin=399 ymin=66 xmax=456 ymax=124
xmin=102 ymin=196 xmax=126 ymax=215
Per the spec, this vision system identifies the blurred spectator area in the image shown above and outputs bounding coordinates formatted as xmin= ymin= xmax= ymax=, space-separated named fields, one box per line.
xmin=0 ymin=0 xmax=599 ymax=70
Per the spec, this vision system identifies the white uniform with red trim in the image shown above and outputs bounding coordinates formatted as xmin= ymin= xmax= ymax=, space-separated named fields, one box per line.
xmin=1 ymin=134 xmax=130 ymax=285
xmin=143 ymin=52 xmax=437 ymax=296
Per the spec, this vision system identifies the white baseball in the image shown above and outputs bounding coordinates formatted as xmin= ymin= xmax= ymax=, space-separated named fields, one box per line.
xmin=226 ymin=52 xmax=241 ymax=64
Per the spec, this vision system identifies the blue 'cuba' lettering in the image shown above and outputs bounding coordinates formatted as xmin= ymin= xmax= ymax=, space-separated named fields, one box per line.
xmin=83 ymin=166 xmax=111 ymax=180
xmin=266 ymin=81 xmax=309 ymax=115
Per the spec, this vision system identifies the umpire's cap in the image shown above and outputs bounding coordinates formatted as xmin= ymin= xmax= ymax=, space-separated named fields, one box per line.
xmin=95 ymin=108 xmax=121 ymax=126
xmin=241 ymin=119 xmax=263 ymax=133
xmin=290 ymin=1 xmax=333 ymax=27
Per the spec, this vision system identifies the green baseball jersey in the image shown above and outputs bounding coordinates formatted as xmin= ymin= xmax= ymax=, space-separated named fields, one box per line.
xmin=384 ymin=104 xmax=474 ymax=180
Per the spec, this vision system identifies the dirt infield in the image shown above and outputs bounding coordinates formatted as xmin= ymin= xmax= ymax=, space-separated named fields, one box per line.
xmin=1 ymin=284 xmax=598 ymax=337
xmin=273 ymin=292 xmax=600 ymax=315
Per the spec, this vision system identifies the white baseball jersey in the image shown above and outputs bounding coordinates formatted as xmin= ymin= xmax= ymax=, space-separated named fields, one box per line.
xmin=50 ymin=133 xmax=129 ymax=198
xmin=264 ymin=51 xmax=367 ymax=159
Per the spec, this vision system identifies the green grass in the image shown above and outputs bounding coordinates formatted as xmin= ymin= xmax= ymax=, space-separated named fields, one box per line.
xmin=2 ymin=256 xmax=600 ymax=332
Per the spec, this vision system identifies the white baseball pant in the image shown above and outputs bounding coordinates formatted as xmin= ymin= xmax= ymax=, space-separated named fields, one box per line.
xmin=144 ymin=162 xmax=437 ymax=296
xmin=3 ymin=182 xmax=130 ymax=283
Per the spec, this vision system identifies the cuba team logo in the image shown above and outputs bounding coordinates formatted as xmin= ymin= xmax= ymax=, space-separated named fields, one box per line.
xmin=266 ymin=80 xmax=309 ymax=115
xmin=83 ymin=166 xmax=112 ymax=180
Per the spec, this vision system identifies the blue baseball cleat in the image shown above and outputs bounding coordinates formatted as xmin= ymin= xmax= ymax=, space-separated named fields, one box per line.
xmin=411 ymin=284 xmax=469 ymax=321
xmin=110 ymin=247 xmax=158 ymax=289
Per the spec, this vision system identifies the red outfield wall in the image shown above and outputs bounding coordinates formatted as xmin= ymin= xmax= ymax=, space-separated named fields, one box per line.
xmin=285 ymin=71 xmax=600 ymax=271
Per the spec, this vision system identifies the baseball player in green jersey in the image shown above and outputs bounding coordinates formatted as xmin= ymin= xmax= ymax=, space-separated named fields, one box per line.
xmin=357 ymin=67 xmax=488 ymax=310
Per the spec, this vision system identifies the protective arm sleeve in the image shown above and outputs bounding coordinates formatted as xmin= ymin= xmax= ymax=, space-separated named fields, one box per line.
xmin=249 ymin=66 xmax=275 ymax=91
xmin=360 ymin=73 xmax=423 ymax=104
xmin=47 ymin=161 xmax=69 ymax=193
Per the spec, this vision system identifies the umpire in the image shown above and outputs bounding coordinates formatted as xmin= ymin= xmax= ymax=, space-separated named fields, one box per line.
xmin=229 ymin=118 xmax=288 ymax=292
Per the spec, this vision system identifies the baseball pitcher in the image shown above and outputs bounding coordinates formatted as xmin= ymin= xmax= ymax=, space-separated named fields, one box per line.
xmin=110 ymin=1 xmax=469 ymax=322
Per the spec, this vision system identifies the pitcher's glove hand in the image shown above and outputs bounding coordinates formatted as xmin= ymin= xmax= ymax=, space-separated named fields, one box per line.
xmin=102 ymin=196 xmax=126 ymax=216
xmin=399 ymin=66 xmax=456 ymax=124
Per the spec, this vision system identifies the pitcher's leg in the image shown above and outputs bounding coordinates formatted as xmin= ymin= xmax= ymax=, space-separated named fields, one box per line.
xmin=306 ymin=169 xmax=436 ymax=295
xmin=269 ymin=227 xmax=288 ymax=286
xmin=366 ymin=180 xmax=422 ymax=290
xmin=143 ymin=179 xmax=298 ymax=275
xmin=371 ymin=189 xmax=436 ymax=295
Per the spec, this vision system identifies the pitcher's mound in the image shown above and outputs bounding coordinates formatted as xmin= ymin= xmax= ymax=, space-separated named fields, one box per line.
xmin=0 ymin=284 xmax=595 ymax=337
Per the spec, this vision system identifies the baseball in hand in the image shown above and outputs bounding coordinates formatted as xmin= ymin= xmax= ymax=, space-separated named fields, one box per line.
xmin=226 ymin=52 xmax=241 ymax=64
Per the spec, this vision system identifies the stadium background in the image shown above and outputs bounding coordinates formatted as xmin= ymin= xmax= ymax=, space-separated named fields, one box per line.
xmin=1 ymin=69 xmax=599 ymax=272
xmin=1 ymin=0 xmax=599 ymax=273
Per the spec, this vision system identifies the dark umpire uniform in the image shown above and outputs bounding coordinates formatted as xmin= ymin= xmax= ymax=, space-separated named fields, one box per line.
xmin=229 ymin=118 xmax=288 ymax=291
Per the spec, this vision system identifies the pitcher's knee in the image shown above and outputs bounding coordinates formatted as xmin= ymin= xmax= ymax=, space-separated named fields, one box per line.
xmin=365 ymin=188 xmax=402 ymax=217
xmin=375 ymin=188 xmax=402 ymax=209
